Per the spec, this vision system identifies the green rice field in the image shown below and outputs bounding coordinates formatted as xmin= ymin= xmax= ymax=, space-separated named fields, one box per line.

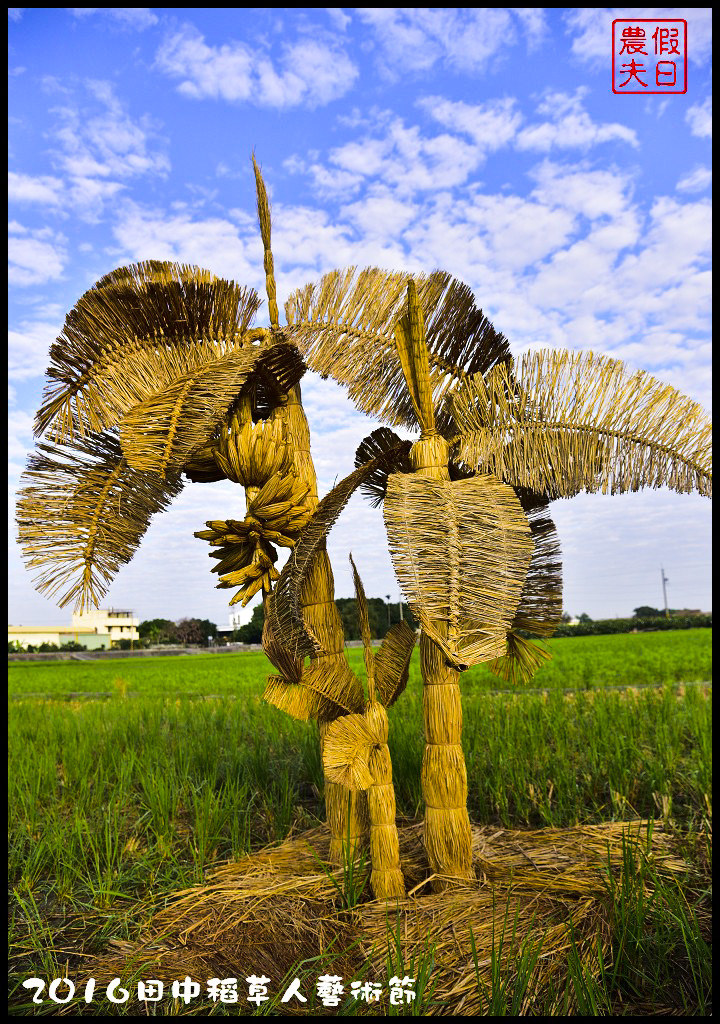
xmin=8 ymin=629 xmax=712 ymax=1015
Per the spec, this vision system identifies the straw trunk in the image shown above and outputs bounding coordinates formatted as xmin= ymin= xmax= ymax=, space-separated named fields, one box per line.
xmin=270 ymin=386 xmax=368 ymax=864
xmin=410 ymin=434 xmax=473 ymax=883
xmin=365 ymin=702 xmax=405 ymax=900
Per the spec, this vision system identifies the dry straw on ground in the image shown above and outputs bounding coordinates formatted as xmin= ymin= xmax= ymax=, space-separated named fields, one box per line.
xmin=87 ymin=820 xmax=689 ymax=1016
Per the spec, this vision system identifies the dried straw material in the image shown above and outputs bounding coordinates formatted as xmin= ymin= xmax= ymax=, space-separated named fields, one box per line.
xmin=16 ymin=431 xmax=182 ymax=612
xmin=89 ymin=820 xmax=689 ymax=1016
xmin=213 ymin=400 xmax=292 ymax=487
xmin=252 ymin=154 xmax=279 ymax=329
xmin=383 ymin=471 xmax=534 ymax=669
xmin=486 ymin=493 xmax=563 ymax=685
xmin=195 ymin=472 xmax=312 ymax=606
xmin=34 ymin=261 xmax=261 ymax=441
xmin=453 ymin=349 xmax=713 ymax=498
xmin=269 ymin=449 xmax=406 ymax=661
xmin=319 ymin=560 xmax=408 ymax=899
xmin=119 ymin=342 xmax=304 ymax=478
xmin=353 ymin=426 xmax=413 ymax=507
xmin=260 ymin=386 xmax=369 ymax=864
xmin=285 ymin=267 xmax=511 ymax=430
xmin=374 ymin=620 xmax=416 ymax=707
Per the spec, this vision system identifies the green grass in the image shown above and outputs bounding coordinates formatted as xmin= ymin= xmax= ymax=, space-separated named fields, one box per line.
xmin=8 ymin=630 xmax=712 ymax=1015
xmin=8 ymin=627 xmax=712 ymax=697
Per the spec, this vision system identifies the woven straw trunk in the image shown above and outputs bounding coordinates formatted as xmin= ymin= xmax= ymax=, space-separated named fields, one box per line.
xmin=365 ymin=702 xmax=405 ymax=900
xmin=269 ymin=386 xmax=368 ymax=864
xmin=410 ymin=434 xmax=473 ymax=883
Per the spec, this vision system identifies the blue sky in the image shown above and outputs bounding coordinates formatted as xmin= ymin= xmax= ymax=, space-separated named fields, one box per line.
xmin=9 ymin=8 xmax=712 ymax=628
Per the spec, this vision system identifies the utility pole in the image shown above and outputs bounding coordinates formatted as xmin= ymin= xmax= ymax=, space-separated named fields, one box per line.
xmin=661 ymin=567 xmax=669 ymax=618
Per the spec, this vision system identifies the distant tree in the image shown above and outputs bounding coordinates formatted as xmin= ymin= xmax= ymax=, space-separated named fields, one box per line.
xmin=175 ymin=618 xmax=208 ymax=645
xmin=578 ymin=613 xmax=593 ymax=623
xmin=139 ymin=618 xmax=177 ymax=644
xmin=235 ymin=603 xmax=264 ymax=644
xmin=560 ymin=611 xmax=573 ymax=623
xmin=633 ymin=606 xmax=661 ymax=618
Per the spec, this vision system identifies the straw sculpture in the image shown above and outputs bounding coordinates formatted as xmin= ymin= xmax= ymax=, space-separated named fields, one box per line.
xmin=16 ymin=152 xmax=713 ymax=906
xmin=276 ymin=272 xmax=712 ymax=886
xmin=322 ymin=555 xmax=412 ymax=900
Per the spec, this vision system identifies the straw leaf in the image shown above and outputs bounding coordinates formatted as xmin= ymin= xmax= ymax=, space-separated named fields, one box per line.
xmin=286 ymin=267 xmax=510 ymax=430
xmin=349 ymin=553 xmax=374 ymax=697
xmin=486 ymin=630 xmax=553 ymax=687
xmin=269 ymin=445 xmax=409 ymax=660
xmin=453 ymin=350 xmax=712 ymax=498
xmin=182 ymin=444 xmax=226 ymax=483
xmin=374 ymin=620 xmax=417 ymax=707
xmin=35 ymin=261 xmax=261 ymax=441
xmin=16 ymin=430 xmax=183 ymax=612
xmin=119 ymin=342 xmax=304 ymax=477
xmin=322 ymin=713 xmax=375 ymax=790
xmin=354 ymin=428 xmax=413 ymax=508
xmin=383 ymin=472 xmax=534 ymax=669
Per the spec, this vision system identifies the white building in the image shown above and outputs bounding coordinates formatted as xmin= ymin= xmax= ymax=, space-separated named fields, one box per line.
xmin=72 ymin=608 xmax=139 ymax=644
xmin=8 ymin=608 xmax=140 ymax=651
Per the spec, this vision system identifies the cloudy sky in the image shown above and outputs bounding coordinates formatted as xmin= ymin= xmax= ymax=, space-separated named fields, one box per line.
xmin=9 ymin=8 xmax=712 ymax=628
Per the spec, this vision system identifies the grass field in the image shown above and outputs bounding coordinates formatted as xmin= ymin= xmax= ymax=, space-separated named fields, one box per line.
xmin=8 ymin=629 xmax=712 ymax=1015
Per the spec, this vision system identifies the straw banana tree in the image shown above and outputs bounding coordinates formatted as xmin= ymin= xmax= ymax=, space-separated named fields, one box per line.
xmin=321 ymin=554 xmax=409 ymax=900
xmin=271 ymin=276 xmax=712 ymax=884
xmin=268 ymin=554 xmax=415 ymax=897
xmin=16 ymin=159 xmax=382 ymax=864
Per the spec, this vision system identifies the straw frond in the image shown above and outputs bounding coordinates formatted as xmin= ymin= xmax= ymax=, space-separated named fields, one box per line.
xmin=286 ymin=268 xmax=511 ymax=430
xmin=252 ymin=154 xmax=279 ymax=329
xmin=16 ymin=431 xmax=182 ymax=612
xmin=182 ymin=444 xmax=226 ymax=483
xmin=453 ymin=350 xmax=712 ymax=498
xmin=119 ymin=342 xmax=304 ymax=477
xmin=384 ymin=472 xmax=534 ymax=669
xmin=262 ymin=676 xmax=321 ymax=722
xmin=262 ymin=613 xmax=303 ymax=684
xmin=35 ymin=261 xmax=261 ymax=441
xmin=354 ymin=428 xmax=413 ymax=507
xmin=264 ymin=658 xmax=365 ymax=723
xmin=511 ymin=492 xmax=563 ymax=639
xmin=486 ymin=630 xmax=553 ymax=687
xmin=322 ymin=713 xmax=376 ymax=790
xmin=349 ymin=553 xmax=374 ymax=699
xmin=269 ymin=448 xmax=408 ymax=660
xmin=374 ymin=620 xmax=417 ymax=707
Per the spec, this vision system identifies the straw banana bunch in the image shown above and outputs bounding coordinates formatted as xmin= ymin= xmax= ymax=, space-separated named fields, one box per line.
xmin=322 ymin=555 xmax=412 ymax=901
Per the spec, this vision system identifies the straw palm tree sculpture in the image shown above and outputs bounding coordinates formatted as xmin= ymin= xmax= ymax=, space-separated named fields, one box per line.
xmin=269 ymin=277 xmax=712 ymax=884
xmin=322 ymin=554 xmax=409 ymax=900
xmin=15 ymin=160 xmax=410 ymax=865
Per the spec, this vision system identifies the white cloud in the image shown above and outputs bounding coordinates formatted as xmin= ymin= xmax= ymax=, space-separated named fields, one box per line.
xmin=155 ymin=23 xmax=358 ymax=108
xmin=8 ymin=8 xmax=23 ymax=21
xmin=356 ymin=8 xmax=543 ymax=75
xmin=517 ymin=88 xmax=638 ymax=151
xmin=8 ymin=171 xmax=65 ymax=206
xmin=8 ymin=314 xmax=62 ymax=381
xmin=686 ymin=97 xmax=712 ymax=139
xmin=419 ymin=96 xmax=522 ymax=149
xmin=68 ymin=8 xmax=158 ymax=30
xmin=111 ymin=202 xmax=261 ymax=290
xmin=8 ymin=223 xmax=67 ymax=286
xmin=677 ymin=165 xmax=711 ymax=192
